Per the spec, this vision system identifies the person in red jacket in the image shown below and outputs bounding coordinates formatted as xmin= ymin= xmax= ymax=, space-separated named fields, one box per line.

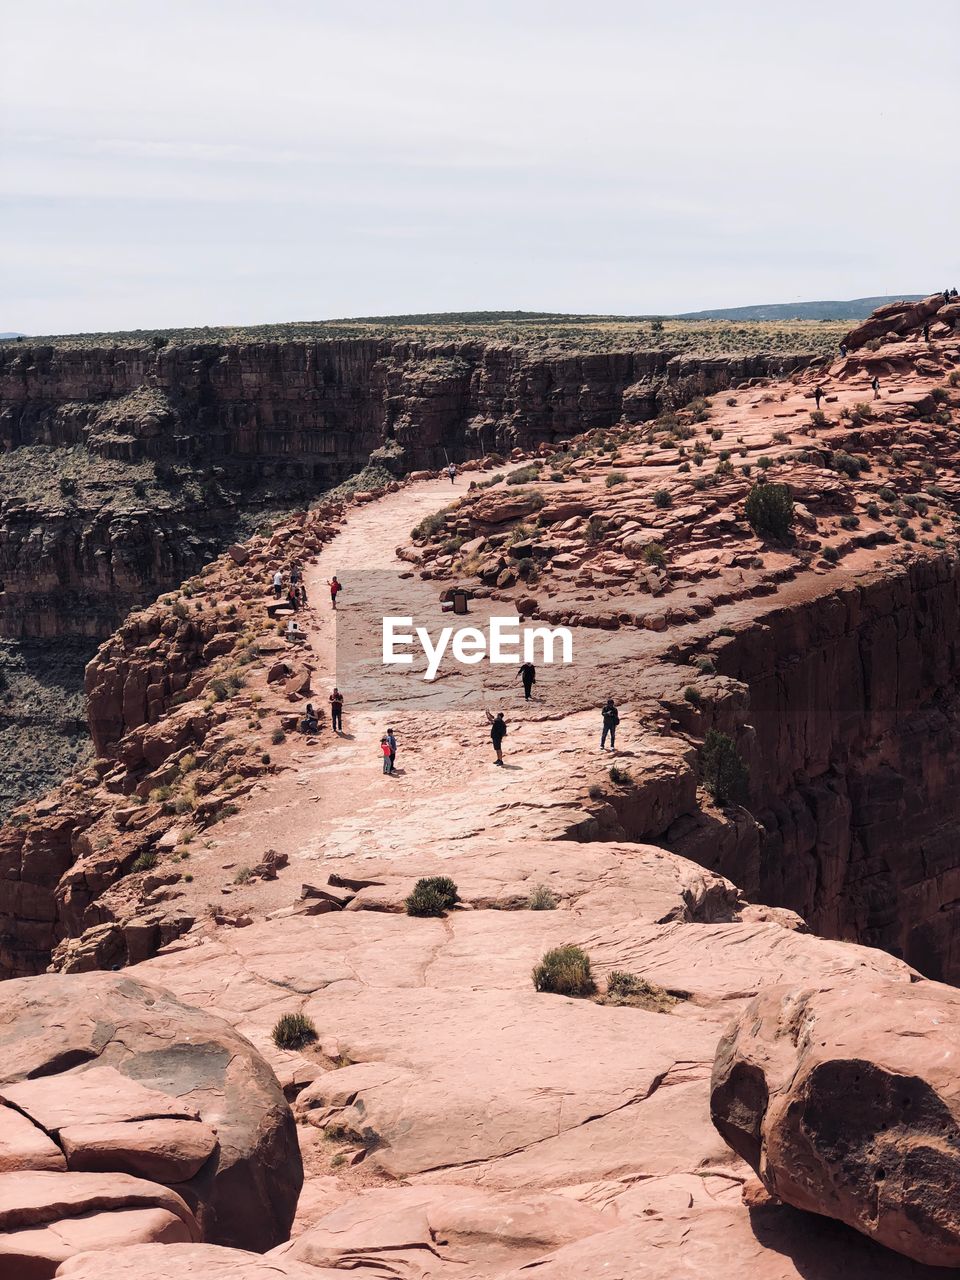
xmin=328 ymin=576 xmax=342 ymax=609
xmin=380 ymin=737 xmax=393 ymax=774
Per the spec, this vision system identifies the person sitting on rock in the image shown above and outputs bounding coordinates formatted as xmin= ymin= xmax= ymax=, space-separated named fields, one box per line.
xmin=302 ymin=703 xmax=318 ymax=734
xmin=601 ymin=697 xmax=620 ymax=751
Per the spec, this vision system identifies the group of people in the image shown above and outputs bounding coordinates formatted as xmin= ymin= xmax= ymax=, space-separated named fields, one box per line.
xmin=300 ymin=687 xmax=344 ymax=735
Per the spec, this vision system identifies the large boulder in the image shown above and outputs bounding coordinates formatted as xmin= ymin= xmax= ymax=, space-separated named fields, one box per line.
xmin=0 ymin=972 xmax=302 ymax=1262
xmin=710 ymin=978 xmax=960 ymax=1267
xmin=843 ymin=294 xmax=944 ymax=349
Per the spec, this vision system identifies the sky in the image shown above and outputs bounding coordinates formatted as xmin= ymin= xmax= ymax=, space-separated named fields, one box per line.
xmin=2 ymin=0 xmax=957 ymax=334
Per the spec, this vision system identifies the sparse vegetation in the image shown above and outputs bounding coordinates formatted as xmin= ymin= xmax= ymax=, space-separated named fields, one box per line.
xmin=532 ymin=945 xmax=595 ymax=996
xmin=653 ymin=488 xmax=672 ymax=509
xmin=700 ymin=730 xmax=749 ymax=806
xmin=605 ymin=471 xmax=627 ymax=488
xmin=131 ymin=851 xmax=158 ymax=873
xmin=609 ymin=764 xmax=632 ymax=785
xmin=272 ymin=1012 xmax=317 ymax=1050
xmin=601 ymin=970 xmax=679 ymax=1012
xmin=744 ymin=482 xmax=794 ymax=540
xmin=405 ymin=875 xmax=460 ymax=917
xmin=528 ymin=884 xmax=558 ymax=910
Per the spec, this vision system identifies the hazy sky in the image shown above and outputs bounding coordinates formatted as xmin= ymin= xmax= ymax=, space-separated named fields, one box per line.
xmin=2 ymin=0 xmax=957 ymax=333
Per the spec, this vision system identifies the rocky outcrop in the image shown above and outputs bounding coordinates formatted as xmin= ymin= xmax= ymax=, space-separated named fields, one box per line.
xmin=842 ymin=293 xmax=950 ymax=350
xmin=710 ymin=977 xmax=960 ymax=1267
xmin=0 ymin=970 xmax=302 ymax=1261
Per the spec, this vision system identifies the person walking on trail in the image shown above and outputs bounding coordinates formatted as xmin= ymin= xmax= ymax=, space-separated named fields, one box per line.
xmin=486 ymin=709 xmax=508 ymax=766
xmin=813 ymin=385 xmax=825 ymax=411
xmin=328 ymin=576 xmax=342 ymax=609
xmin=329 ymin=687 xmax=344 ymax=733
xmin=872 ymin=375 xmax=881 ymax=400
xmin=923 ymin=321 xmax=931 ymax=342
xmin=601 ymin=698 xmax=620 ymax=751
xmin=447 ymin=462 xmax=456 ymax=484
xmin=839 ymin=342 xmax=848 ymax=359
xmin=380 ymin=737 xmax=393 ymax=774
xmin=272 ymin=569 xmax=283 ymax=600
xmin=517 ymin=661 xmax=536 ymax=701
xmin=386 ymin=727 xmax=398 ymax=773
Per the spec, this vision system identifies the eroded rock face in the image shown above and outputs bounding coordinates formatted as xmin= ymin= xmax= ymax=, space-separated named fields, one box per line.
xmin=0 ymin=971 xmax=302 ymax=1260
xmin=710 ymin=979 xmax=960 ymax=1267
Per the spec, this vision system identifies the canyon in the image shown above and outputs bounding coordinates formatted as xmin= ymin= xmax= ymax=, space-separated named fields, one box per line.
xmin=0 ymin=334 xmax=815 ymax=818
xmin=2 ymin=296 xmax=960 ymax=1275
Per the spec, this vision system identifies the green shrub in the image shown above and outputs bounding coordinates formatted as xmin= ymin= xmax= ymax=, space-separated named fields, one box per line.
xmin=606 ymin=471 xmax=627 ymax=488
xmin=584 ymin=516 xmax=606 ymax=545
xmin=506 ymin=464 xmax=541 ymax=485
xmin=609 ymin=764 xmax=632 ymax=785
xmin=839 ymin=514 xmax=860 ymax=530
xmin=588 ymin=783 xmax=604 ymax=800
xmin=532 ymin=945 xmax=595 ymax=996
xmin=272 ymin=728 xmax=286 ymax=745
xmin=653 ymin=488 xmax=672 ymax=509
xmin=272 ymin=1012 xmax=317 ymax=1050
xmin=810 ymin=409 xmax=828 ymax=426
xmin=412 ymin=510 xmax=450 ymax=540
xmin=694 ymin=656 xmax=716 ymax=675
xmin=744 ymin=483 xmax=794 ymax=540
xmin=406 ymin=875 xmax=460 ymax=917
xmin=528 ymin=884 xmax=558 ymax=910
xmin=684 ymin=686 xmax=702 ymax=706
xmin=865 ymin=502 xmax=879 ymax=519
xmin=700 ymin=730 xmax=749 ymax=806
xmin=822 ymin=545 xmax=840 ymax=563
xmin=131 ymin=851 xmax=158 ymax=873
xmin=642 ymin=542 xmax=667 ymax=568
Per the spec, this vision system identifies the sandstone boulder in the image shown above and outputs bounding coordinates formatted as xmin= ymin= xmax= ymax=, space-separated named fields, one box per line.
xmin=710 ymin=978 xmax=960 ymax=1267
xmin=0 ymin=972 xmax=301 ymax=1254
xmin=56 ymin=1242 xmax=328 ymax=1278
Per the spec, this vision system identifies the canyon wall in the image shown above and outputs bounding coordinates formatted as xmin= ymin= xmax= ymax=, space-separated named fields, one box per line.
xmin=668 ymin=556 xmax=960 ymax=982
xmin=0 ymin=339 xmax=812 ymax=642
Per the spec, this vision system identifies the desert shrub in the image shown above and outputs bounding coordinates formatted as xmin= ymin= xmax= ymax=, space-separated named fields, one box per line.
xmin=528 ymin=884 xmax=558 ymax=910
xmin=810 ymin=409 xmax=828 ymax=426
xmin=234 ymin=866 xmax=254 ymax=884
xmin=849 ymin=401 xmax=873 ymax=426
xmin=830 ymin=451 xmax=861 ymax=478
xmin=272 ymin=1012 xmax=317 ymax=1050
xmin=59 ymin=476 xmax=78 ymax=497
xmin=840 ymin=514 xmax=860 ymax=530
xmin=148 ymin=785 xmax=172 ymax=804
xmin=715 ymin=459 xmax=733 ymax=478
xmin=744 ymin=483 xmax=794 ymax=540
xmin=609 ymin=764 xmax=632 ymax=785
xmin=653 ymin=488 xmax=672 ymax=509
xmin=172 ymin=599 xmax=189 ymax=620
xmin=584 ymin=516 xmax=606 ymax=545
xmin=209 ymin=677 xmax=230 ymax=702
xmin=412 ymin=510 xmax=450 ymax=541
xmin=902 ymin=526 xmax=917 ymax=542
xmin=757 ymin=456 xmax=773 ymax=470
xmin=684 ymin=686 xmax=702 ymax=705
xmin=406 ymin=875 xmax=460 ymax=917
xmin=822 ymin=545 xmax=840 ymax=563
xmin=688 ymin=398 xmax=711 ymax=422
xmin=606 ymin=471 xmax=627 ymax=488
xmin=260 ymin=752 xmax=271 ymax=765
xmin=700 ymin=730 xmax=749 ymax=806
xmin=865 ymin=502 xmax=879 ymax=519
xmin=878 ymin=486 xmax=896 ymax=502
xmin=772 ymin=430 xmax=790 ymax=444
xmin=131 ymin=851 xmax=158 ymax=873
xmin=642 ymin=542 xmax=667 ymax=568
xmin=506 ymin=464 xmax=541 ymax=485
xmin=587 ymin=783 xmax=604 ymax=800
xmin=694 ymin=656 xmax=716 ymax=674
xmin=178 ymin=753 xmax=197 ymax=774
xmin=718 ymin=626 xmax=735 ymax=637
xmin=272 ymin=728 xmax=286 ymax=745
xmin=532 ymin=945 xmax=595 ymax=996
xmin=603 ymin=970 xmax=679 ymax=1011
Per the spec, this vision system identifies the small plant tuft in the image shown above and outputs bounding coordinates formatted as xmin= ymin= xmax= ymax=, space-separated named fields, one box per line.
xmin=533 ymin=945 xmax=595 ymax=996
xmin=528 ymin=884 xmax=558 ymax=910
xmin=272 ymin=1012 xmax=317 ymax=1051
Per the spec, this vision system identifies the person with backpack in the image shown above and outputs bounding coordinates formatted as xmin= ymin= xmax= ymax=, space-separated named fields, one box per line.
xmin=328 ymin=576 xmax=342 ymax=609
xmin=486 ymin=709 xmax=508 ymax=765
xmin=517 ymin=661 xmax=536 ymax=701
xmin=601 ymin=698 xmax=620 ymax=751
xmin=386 ymin=727 xmax=397 ymax=773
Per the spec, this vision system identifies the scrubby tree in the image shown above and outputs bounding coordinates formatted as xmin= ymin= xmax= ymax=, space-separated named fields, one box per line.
xmin=744 ymin=482 xmax=794 ymax=540
xmin=700 ymin=730 xmax=749 ymax=806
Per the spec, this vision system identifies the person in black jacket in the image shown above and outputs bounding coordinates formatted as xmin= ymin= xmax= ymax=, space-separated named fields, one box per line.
xmin=517 ymin=662 xmax=536 ymax=701
xmin=486 ymin=709 xmax=508 ymax=765
xmin=601 ymin=698 xmax=620 ymax=751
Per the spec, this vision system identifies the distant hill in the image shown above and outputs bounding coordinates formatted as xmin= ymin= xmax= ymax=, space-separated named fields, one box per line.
xmin=0 ymin=332 xmax=26 ymax=340
xmin=676 ymin=296 xmax=925 ymax=322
